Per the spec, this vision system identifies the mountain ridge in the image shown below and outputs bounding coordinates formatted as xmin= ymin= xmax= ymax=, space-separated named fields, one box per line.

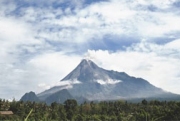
xmin=20 ymin=59 xmax=180 ymax=104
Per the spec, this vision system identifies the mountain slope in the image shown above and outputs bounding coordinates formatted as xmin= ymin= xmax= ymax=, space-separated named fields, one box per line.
xmin=61 ymin=59 xmax=124 ymax=84
xmin=45 ymin=89 xmax=73 ymax=105
xmin=38 ymin=59 xmax=175 ymax=101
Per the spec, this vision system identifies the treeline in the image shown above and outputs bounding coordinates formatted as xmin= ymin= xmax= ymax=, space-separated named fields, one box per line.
xmin=0 ymin=98 xmax=180 ymax=121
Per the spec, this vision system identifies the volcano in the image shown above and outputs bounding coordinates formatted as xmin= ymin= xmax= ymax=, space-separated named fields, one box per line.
xmin=21 ymin=59 xmax=180 ymax=104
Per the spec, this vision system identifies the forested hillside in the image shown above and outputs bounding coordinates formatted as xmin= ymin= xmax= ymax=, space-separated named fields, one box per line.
xmin=0 ymin=98 xmax=180 ymax=121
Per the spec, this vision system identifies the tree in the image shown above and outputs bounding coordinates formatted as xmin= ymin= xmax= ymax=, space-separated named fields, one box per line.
xmin=74 ymin=114 xmax=84 ymax=121
xmin=58 ymin=105 xmax=67 ymax=121
xmin=142 ymin=99 xmax=148 ymax=105
xmin=64 ymin=99 xmax=77 ymax=120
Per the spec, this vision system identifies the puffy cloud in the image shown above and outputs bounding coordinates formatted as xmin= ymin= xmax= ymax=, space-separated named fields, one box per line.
xmin=1 ymin=0 xmax=177 ymax=49
xmin=40 ymin=0 xmax=180 ymax=45
xmin=22 ymin=52 xmax=81 ymax=94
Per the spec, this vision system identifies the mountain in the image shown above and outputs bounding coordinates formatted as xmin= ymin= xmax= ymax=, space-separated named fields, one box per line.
xmin=58 ymin=59 xmax=170 ymax=100
xmin=21 ymin=59 xmax=180 ymax=104
xmin=20 ymin=91 xmax=40 ymax=102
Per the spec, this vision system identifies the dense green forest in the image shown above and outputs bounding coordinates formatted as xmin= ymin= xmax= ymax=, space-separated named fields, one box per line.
xmin=0 ymin=98 xmax=180 ymax=121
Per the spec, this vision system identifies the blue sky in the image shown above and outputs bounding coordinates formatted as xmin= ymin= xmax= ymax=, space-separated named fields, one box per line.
xmin=1 ymin=0 xmax=180 ymax=100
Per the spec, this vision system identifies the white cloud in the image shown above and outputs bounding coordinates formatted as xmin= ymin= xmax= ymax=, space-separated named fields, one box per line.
xmin=25 ymin=0 xmax=180 ymax=44
xmin=0 ymin=0 xmax=175 ymax=48
xmin=25 ymin=52 xmax=82 ymax=92
xmin=96 ymin=79 xmax=122 ymax=85
xmin=165 ymin=39 xmax=180 ymax=50
xmin=0 ymin=50 xmax=82 ymax=99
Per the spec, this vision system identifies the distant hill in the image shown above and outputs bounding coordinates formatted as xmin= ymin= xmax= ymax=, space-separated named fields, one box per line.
xmin=20 ymin=91 xmax=40 ymax=102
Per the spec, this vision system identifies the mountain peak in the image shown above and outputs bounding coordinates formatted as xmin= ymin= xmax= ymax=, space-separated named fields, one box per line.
xmin=79 ymin=59 xmax=91 ymax=66
xmin=79 ymin=59 xmax=99 ymax=70
xmin=81 ymin=58 xmax=90 ymax=62
xmin=20 ymin=91 xmax=40 ymax=102
xmin=61 ymin=59 xmax=101 ymax=82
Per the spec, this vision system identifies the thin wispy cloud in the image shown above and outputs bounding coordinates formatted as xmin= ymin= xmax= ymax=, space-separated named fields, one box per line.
xmin=0 ymin=0 xmax=180 ymax=99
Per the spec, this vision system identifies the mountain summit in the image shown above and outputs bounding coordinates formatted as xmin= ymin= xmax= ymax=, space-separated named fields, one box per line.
xmin=61 ymin=59 xmax=121 ymax=84
xmin=61 ymin=59 xmax=104 ymax=82
xmin=21 ymin=59 xmax=180 ymax=104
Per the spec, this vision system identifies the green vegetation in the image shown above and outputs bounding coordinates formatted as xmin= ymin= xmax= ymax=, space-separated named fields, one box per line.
xmin=0 ymin=98 xmax=180 ymax=121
